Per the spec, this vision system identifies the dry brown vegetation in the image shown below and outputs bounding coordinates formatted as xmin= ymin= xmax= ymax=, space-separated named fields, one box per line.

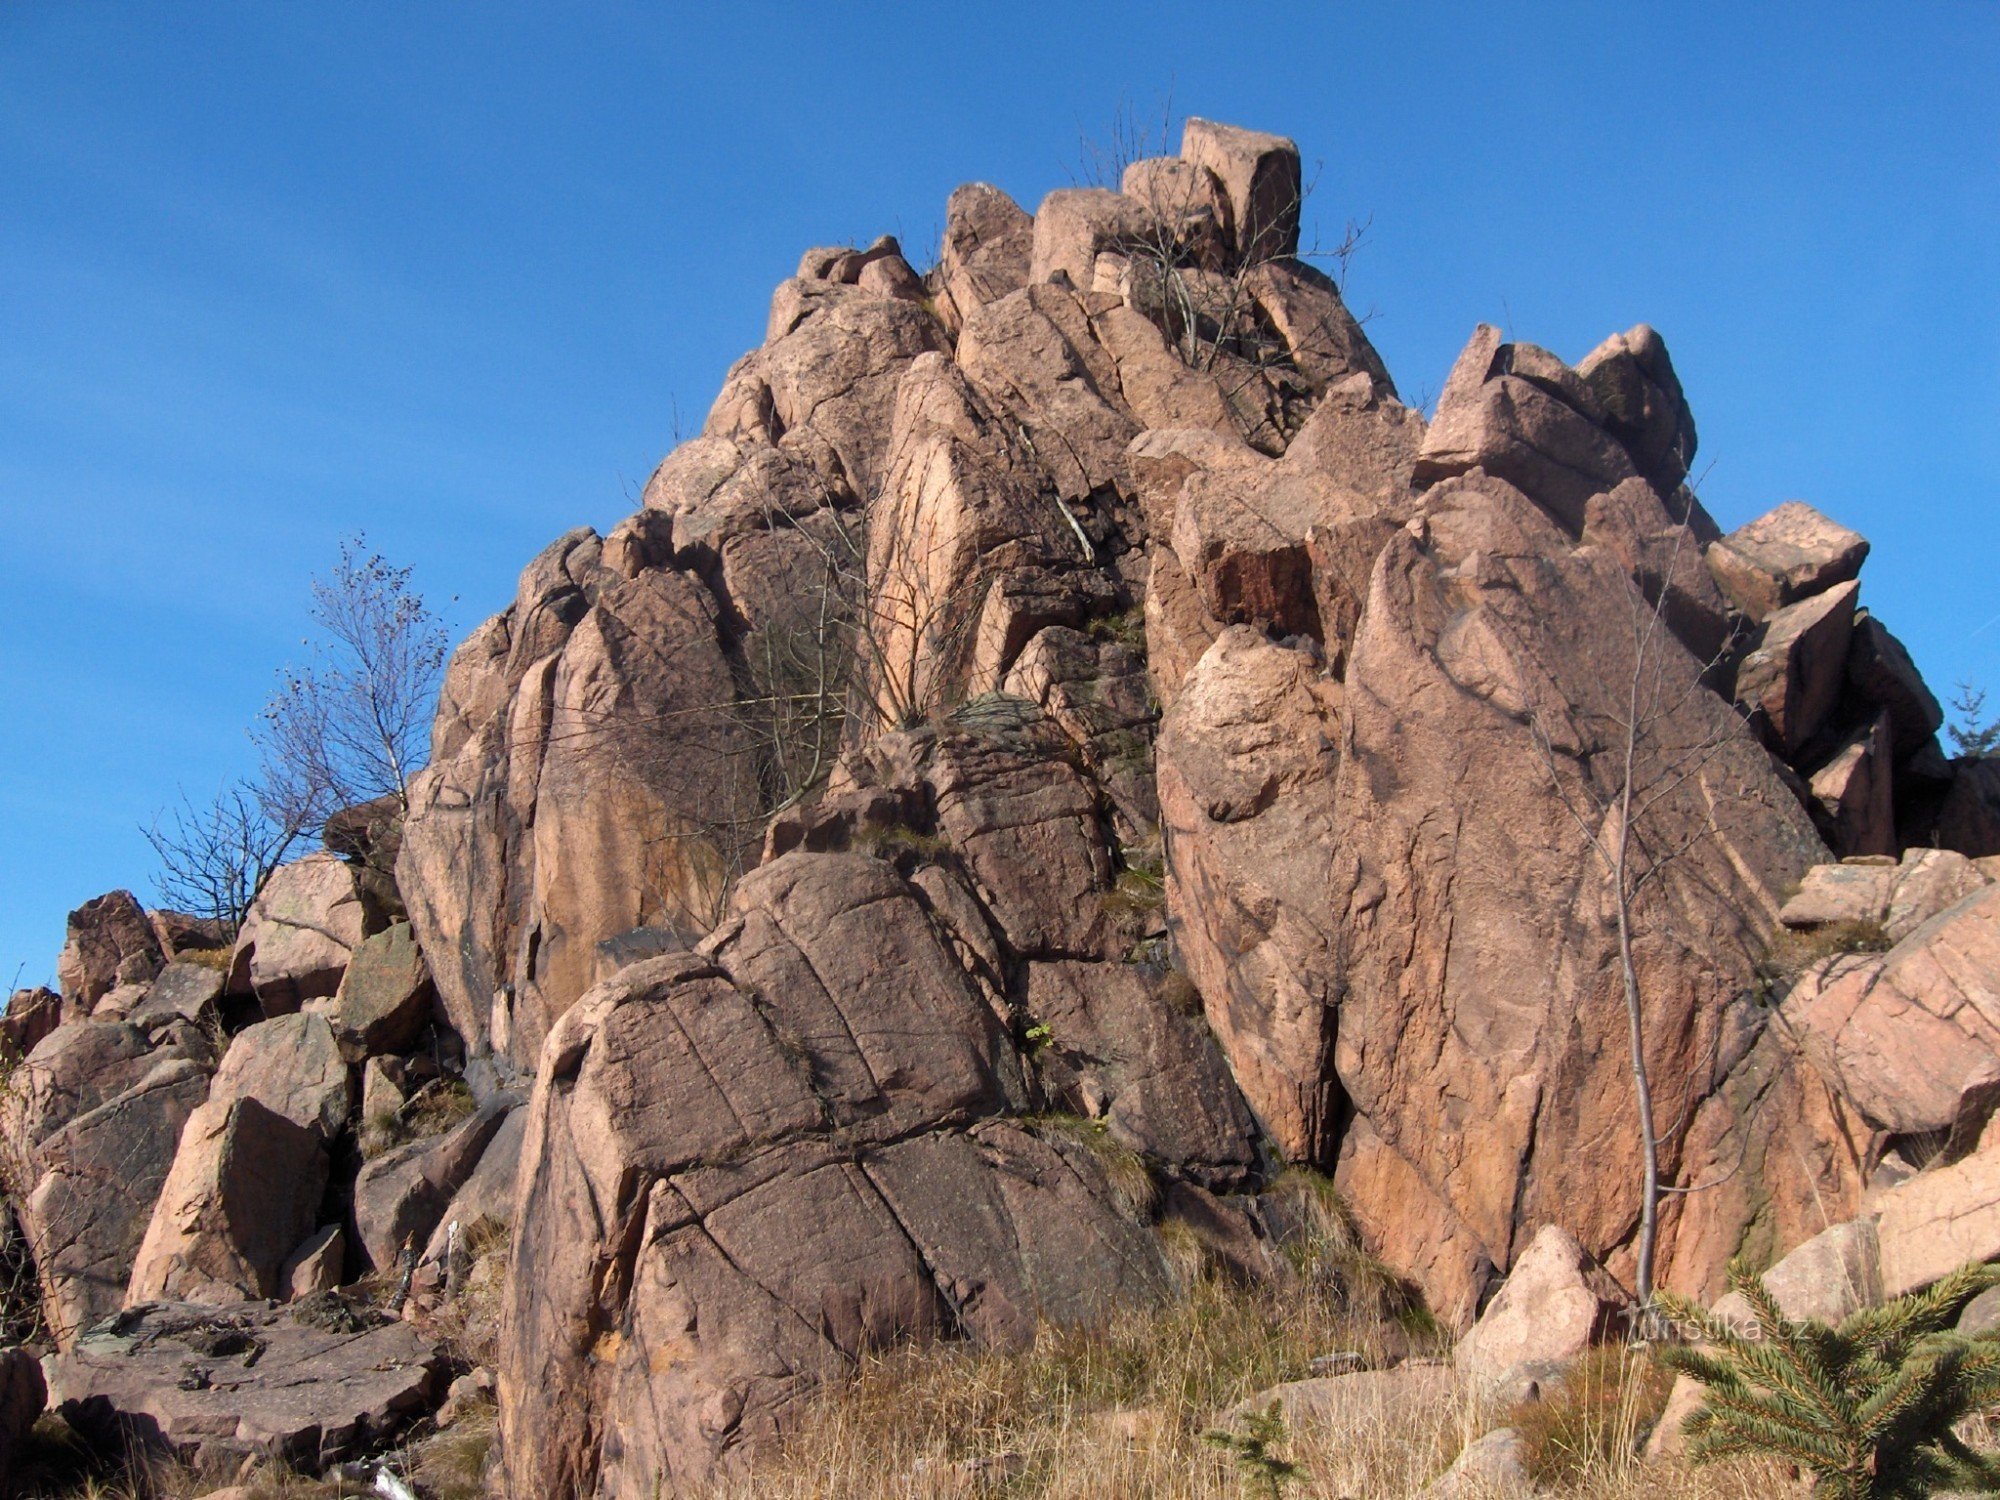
xmin=703 ymin=1193 xmax=1787 ymax=1500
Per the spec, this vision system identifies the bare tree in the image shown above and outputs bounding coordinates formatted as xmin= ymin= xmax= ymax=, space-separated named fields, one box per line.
xmin=142 ymin=780 xmax=309 ymax=937
xmin=1530 ymin=523 xmax=1751 ymax=1310
xmin=256 ymin=535 xmax=450 ymax=828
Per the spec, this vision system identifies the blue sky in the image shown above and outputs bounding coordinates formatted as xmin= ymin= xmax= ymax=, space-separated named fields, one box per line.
xmin=3 ymin=2 xmax=1997 ymax=982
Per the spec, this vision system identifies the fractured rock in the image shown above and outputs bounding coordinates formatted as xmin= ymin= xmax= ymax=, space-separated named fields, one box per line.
xmin=1707 ymin=500 xmax=1868 ymax=623
xmin=126 ymin=1097 xmax=329 ymax=1305
xmin=353 ymin=1094 xmax=518 ymax=1274
xmin=50 ymin=1299 xmax=444 ymax=1472
xmin=1733 ymin=580 xmax=1859 ymax=755
xmin=57 ymin=891 xmax=165 ymax=1015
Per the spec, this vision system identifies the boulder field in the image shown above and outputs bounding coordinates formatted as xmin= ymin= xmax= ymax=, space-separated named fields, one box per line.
xmin=6 ymin=117 xmax=2000 ymax=1495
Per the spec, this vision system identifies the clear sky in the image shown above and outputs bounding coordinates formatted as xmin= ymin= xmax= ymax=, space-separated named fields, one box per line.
xmin=3 ymin=2 xmax=1997 ymax=984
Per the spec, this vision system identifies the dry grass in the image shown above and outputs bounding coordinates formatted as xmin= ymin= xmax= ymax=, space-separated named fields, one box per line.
xmin=698 ymin=1193 xmax=1790 ymax=1500
xmin=1509 ymin=1345 xmax=1675 ymax=1487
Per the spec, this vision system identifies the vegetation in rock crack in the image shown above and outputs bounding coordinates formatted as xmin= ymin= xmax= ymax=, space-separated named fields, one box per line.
xmin=1653 ymin=1257 xmax=2000 ymax=1498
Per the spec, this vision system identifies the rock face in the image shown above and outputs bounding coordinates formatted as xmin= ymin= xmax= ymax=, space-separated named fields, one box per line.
xmin=1707 ymin=500 xmax=1868 ymax=622
xmin=230 ymin=853 xmax=370 ymax=1014
xmin=0 ymin=1022 xmax=213 ymax=1343
xmin=499 ymin=854 xmax=1178 ymax=1494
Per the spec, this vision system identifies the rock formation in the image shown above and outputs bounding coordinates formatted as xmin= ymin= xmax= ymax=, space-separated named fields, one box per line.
xmin=9 ymin=114 xmax=2000 ymax=1494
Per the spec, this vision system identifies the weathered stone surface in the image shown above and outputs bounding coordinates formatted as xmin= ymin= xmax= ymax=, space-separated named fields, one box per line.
xmin=125 ymin=1097 xmax=328 ymax=1305
xmin=932 ymin=183 xmax=1033 ymax=338
xmin=1024 ymin=960 xmax=1257 ymax=1182
xmin=1582 ymin=477 xmax=1732 ymax=666
xmin=1414 ymin=327 xmax=1639 ymax=533
xmin=58 ymin=891 xmax=165 ymax=1014
xmin=1157 ymin=628 xmax=1341 ymax=1163
xmin=1143 ymin=545 xmax=1223 ymax=708
xmin=1781 ymin=885 xmax=2000 ymax=1135
xmin=0 ymin=1345 xmax=45 ymax=1491
xmin=924 ymin=727 xmax=1116 ymax=959
xmin=208 ymin=1013 xmax=350 ymax=1142
xmin=1180 ymin=117 xmax=1301 ymax=263
xmin=1169 ymin=472 xmax=1826 ymax=1311
xmin=230 ymin=854 xmax=368 ymax=1015
xmin=280 ymin=1223 xmax=344 ymax=1300
xmin=1733 ymin=580 xmax=1859 ymax=755
xmin=709 ymin=277 xmax=947 ymax=504
xmin=1707 ymin=500 xmax=1868 ymax=623
xmin=50 ymin=1300 xmax=443 ymax=1472
xmin=126 ymin=963 xmax=224 ymax=1039
xmin=1575 ymin=323 xmax=1697 ymax=487
xmin=313 ymin=920 xmax=432 ymax=1057
xmin=1709 ymin=1220 xmax=1881 ymax=1335
xmin=1875 ymin=1121 xmax=2000 ymax=1295
xmin=1780 ymin=846 xmax=1994 ymax=940
xmin=500 ymin=854 xmax=1170 ymax=1494
xmin=1846 ymin=611 xmax=1942 ymax=758
xmin=353 ymin=1094 xmax=518 ymax=1274
xmin=419 ymin=1103 xmax=526 ymax=1265
xmin=2 ymin=987 xmax=61 ymax=1059
xmin=1454 ymin=1226 xmax=1623 ymax=1390
xmin=399 ymin=530 xmax=760 ymax=1073
xmin=1029 ymin=187 xmax=1158 ymax=290
xmin=1807 ymin=712 xmax=1897 ymax=857
xmin=19 ymin=1059 xmax=214 ymax=1344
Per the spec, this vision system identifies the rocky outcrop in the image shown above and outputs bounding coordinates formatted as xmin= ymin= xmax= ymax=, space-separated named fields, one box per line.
xmin=0 ymin=1022 xmax=213 ymax=1343
xmin=50 ymin=1300 xmax=444 ymax=1472
xmin=229 ymin=853 xmax=370 ymax=1014
xmin=499 ymin=853 xmax=1179 ymax=1494
xmin=57 ymin=891 xmax=165 ymax=1017
xmin=20 ymin=114 xmax=1997 ymax=1496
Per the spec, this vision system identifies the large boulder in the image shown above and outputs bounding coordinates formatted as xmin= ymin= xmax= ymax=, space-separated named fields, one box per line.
xmin=207 ymin=1013 xmax=350 ymax=1142
xmin=499 ymin=854 xmax=1171 ymax=1495
xmin=1706 ymin=500 xmax=1868 ymax=623
xmin=931 ymin=182 xmax=1033 ymax=338
xmin=1733 ymin=580 xmax=1859 ymax=755
xmin=1780 ymin=885 xmax=2000 ymax=1136
xmin=229 ymin=853 xmax=369 ymax=1014
xmin=311 ymin=920 xmax=433 ymax=1057
xmin=1454 ymin=1225 xmax=1625 ymax=1390
xmin=56 ymin=891 xmax=165 ymax=1015
xmin=1179 ymin=117 xmax=1301 ymax=263
xmin=124 ymin=1097 xmax=328 ymax=1305
xmin=1874 ymin=1122 xmax=2000 ymax=1297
